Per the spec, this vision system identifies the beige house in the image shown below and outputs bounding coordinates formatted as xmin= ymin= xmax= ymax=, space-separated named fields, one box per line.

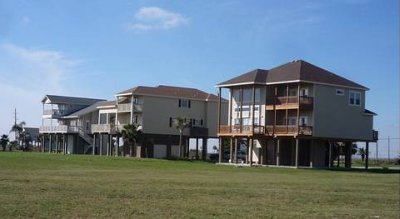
xmin=40 ymin=85 xmax=227 ymax=159
xmin=216 ymin=60 xmax=377 ymax=168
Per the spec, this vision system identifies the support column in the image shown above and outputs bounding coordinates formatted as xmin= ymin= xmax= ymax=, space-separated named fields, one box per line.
xmin=344 ymin=142 xmax=352 ymax=168
xmin=328 ymin=141 xmax=332 ymax=168
xmin=108 ymin=135 xmax=112 ymax=156
xmin=195 ymin=138 xmax=199 ymax=160
xmin=234 ymin=138 xmax=238 ymax=164
xmin=56 ymin=134 xmax=59 ymax=154
xmin=249 ymin=138 xmax=253 ymax=166
xmin=100 ymin=134 xmax=103 ymax=156
xmin=229 ymin=138 xmax=233 ymax=163
xmin=202 ymin=138 xmax=207 ymax=160
xmin=309 ymin=140 xmax=314 ymax=168
xmin=218 ymin=138 xmax=223 ymax=163
xmin=115 ymin=136 xmax=119 ymax=157
xmin=49 ymin=134 xmax=52 ymax=154
xmin=365 ymin=142 xmax=369 ymax=169
xmin=295 ymin=138 xmax=299 ymax=168
xmin=276 ymin=138 xmax=280 ymax=166
xmin=93 ymin=134 xmax=96 ymax=155
xmin=64 ymin=134 xmax=68 ymax=155
xmin=63 ymin=134 xmax=66 ymax=155
xmin=41 ymin=135 xmax=45 ymax=153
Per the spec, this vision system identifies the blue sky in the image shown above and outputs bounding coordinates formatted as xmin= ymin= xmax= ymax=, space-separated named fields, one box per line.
xmin=0 ymin=0 xmax=398 ymax=156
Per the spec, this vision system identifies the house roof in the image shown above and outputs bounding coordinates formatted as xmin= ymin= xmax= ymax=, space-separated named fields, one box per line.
xmin=116 ymin=85 xmax=220 ymax=101
xmin=217 ymin=60 xmax=368 ymax=90
xmin=42 ymin=95 xmax=105 ymax=105
xmin=364 ymin=109 xmax=377 ymax=116
xmin=97 ymin=100 xmax=116 ymax=108
xmin=62 ymin=101 xmax=106 ymax=118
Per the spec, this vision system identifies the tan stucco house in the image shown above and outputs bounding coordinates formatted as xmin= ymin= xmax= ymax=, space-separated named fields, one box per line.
xmin=216 ymin=60 xmax=377 ymax=168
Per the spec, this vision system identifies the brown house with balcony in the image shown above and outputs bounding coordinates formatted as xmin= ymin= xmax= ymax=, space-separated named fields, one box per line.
xmin=216 ymin=60 xmax=377 ymax=168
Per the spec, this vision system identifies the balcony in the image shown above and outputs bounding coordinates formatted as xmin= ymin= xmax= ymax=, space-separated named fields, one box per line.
xmin=91 ymin=124 xmax=117 ymax=134
xmin=39 ymin=125 xmax=79 ymax=133
xmin=266 ymin=96 xmax=313 ymax=110
xmin=265 ymin=125 xmax=313 ymax=136
xmin=218 ymin=125 xmax=313 ymax=136
xmin=117 ymin=103 xmax=142 ymax=113
xmin=219 ymin=125 xmax=266 ymax=136
xmin=42 ymin=109 xmax=61 ymax=118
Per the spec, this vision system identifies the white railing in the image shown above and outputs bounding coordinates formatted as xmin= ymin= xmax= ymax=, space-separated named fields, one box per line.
xmin=91 ymin=124 xmax=117 ymax=133
xmin=43 ymin=109 xmax=61 ymax=117
xmin=39 ymin=125 xmax=79 ymax=133
xmin=118 ymin=103 xmax=132 ymax=112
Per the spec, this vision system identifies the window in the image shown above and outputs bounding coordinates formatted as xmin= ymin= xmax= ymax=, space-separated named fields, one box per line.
xmin=133 ymin=96 xmax=139 ymax=104
xmin=289 ymin=89 xmax=297 ymax=96
xmin=349 ymin=91 xmax=361 ymax=106
xmin=336 ymin=89 xmax=344 ymax=96
xmin=243 ymin=89 xmax=252 ymax=103
xmin=300 ymin=116 xmax=308 ymax=126
xmin=179 ymin=99 xmax=191 ymax=108
xmin=300 ymin=88 xmax=309 ymax=97
xmin=288 ymin=117 xmax=297 ymax=125
xmin=99 ymin=114 xmax=107 ymax=124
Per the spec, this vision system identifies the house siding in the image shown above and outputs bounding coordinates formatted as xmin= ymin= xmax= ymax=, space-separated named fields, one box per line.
xmin=313 ymin=84 xmax=373 ymax=141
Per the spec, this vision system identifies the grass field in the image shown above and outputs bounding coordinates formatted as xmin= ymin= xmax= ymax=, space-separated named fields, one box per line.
xmin=0 ymin=152 xmax=398 ymax=218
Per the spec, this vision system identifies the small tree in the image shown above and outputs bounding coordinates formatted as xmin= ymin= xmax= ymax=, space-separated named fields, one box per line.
xmin=120 ymin=124 xmax=142 ymax=157
xmin=8 ymin=141 xmax=17 ymax=151
xmin=10 ymin=121 xmax=26 ymax=148
xmin=0 ymin=135 xmax=9 ymax=151
xmin=358 ymin=148 xmax=367 ymax=162
xmin=174 ymin=117 xmax=190 ymax=158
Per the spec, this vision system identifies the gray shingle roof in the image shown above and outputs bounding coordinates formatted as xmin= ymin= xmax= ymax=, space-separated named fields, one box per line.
xmin=62 ymin=101 xmax=107 ymax=118
xmin=42 ymin=95 xmax=105 ymax=105
xmin=116 ymin=85 xmax=220 ymax=101
xmin=217 ymin=60 xmax=368 ymax=90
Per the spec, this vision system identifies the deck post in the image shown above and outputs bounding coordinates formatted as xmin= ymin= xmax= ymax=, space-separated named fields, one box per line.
xmin=365 ymin=141 xmax=369 ymax=169
xmin=202 ymin=138 xmax=207 ymax=160
xmin=276 ymin=138 xmax=280 ymax=166
xmin=234 ymin=138 xmax=238 ymax=164
xmin=218 ymin=137 xmax=223 ymax=163
xmin=49 ymin=134 xmax=52 ymax=154
xmin=229 ymin=138 xmax=233 ymax=163
xmin=100 ymin=134 xmax=103 ymax=156
xmin=295 ymin=138 xmax=299 ymax=168
xmin=42 ymin=135 xmax=45 ymax=153
xmin=93 ymin=134 xmax=96 ymax=155
xmin=249 ymin=138 xmax=253 ymax=166
xmin=115 ymin=135 xmax=119 ymax=157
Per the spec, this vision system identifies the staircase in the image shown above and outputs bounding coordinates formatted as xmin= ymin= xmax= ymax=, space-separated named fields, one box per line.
xmin=78 ymin=128 xmax=93 ymax=145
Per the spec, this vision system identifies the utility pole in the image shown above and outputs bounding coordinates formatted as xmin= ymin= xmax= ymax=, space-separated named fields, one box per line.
xmin=14 ymin=108 xmax=17 ymax=141
xmin=376 ymin=140 xmax=378 ymax=163
xmin=387 ymin=136 xmax=390 ymax=162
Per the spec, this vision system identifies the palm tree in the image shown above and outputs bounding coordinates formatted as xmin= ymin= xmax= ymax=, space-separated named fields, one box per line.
xmin=10 ymin=121 xmax=26 ymax=148
xmin=174 ymin=117 xmax=190 ymax=158
xmin=0 ymin=135 xmax=9 ymax=151
xmin=120 ymin=124 xmax=142 ymax=157
xmin=358 ymin=148 xmax=367 ymax=162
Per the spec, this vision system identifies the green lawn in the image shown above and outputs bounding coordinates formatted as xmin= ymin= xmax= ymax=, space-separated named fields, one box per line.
xmin=0 ymin=152 xmax=398 ymax=218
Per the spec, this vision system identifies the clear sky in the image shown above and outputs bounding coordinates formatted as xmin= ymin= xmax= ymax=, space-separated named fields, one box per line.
xmin=0 ymin=0 xmax=398 ymax=157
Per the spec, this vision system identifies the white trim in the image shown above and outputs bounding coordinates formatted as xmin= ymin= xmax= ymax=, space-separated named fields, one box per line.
xmin=216 ymin=79 xmax=368 ymax=91
xmin=116 ymin=92 xmax=221 ymax=102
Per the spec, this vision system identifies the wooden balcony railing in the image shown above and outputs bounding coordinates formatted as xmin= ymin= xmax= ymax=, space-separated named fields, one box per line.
xmin=219 ymin=125 xmax=313 ymax=136
xmin=266 ymin=96 xmax=313 ymax=109
xmin=265 ymin=125 xmax=313 ymax=135
xmin=219 ymin=125 xmax=265 ymax=135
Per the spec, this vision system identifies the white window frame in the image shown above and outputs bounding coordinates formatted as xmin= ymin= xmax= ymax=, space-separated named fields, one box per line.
xmin=300 ymin=88 xmax=309 ymax=97
xmin=299 ymin=116 xmax=308 ymax=126
xmin=349 ymin=91 xmax=361 ymax=106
